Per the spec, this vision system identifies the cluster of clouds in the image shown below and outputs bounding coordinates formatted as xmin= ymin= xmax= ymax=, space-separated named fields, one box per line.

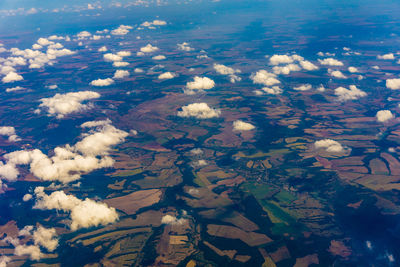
xmin=314 ymin=139 xmax=347 ymax=153
xmin=0 ymin=37 xmax=75 ymax=83
xmin=177 ymin=42 xmax=194 ymax=52
xmin=34 ymin=186 xmax=119 ymax=231
xmin=177 ymin=103 xmax=221 ymax=119
xmin=334 ymin=85 xmax=367 ymax=101
xmin=251 ymin=70 xmax=281 ymax=88
xmin=0 ymin=126 xmax=20 ymax=142
xmin=140 ymin=20 xmax=167 ymax=29
xmin=2 ymin=225 xmax=58 ymax=261
xmin=37 ymin=91 xmax=101 ymax=118
xmin=103 ymin=51 xmax=131 ymax=67
xmin=268 ymin=54 xmax=319 ymax=74
xmin=184 ymin=76 xmax=215 ymax=94
xmin=111 ymin=25 xmax=133 ymax=36
xmin=376 ymin=110 xmax=394 ymax=122
xmin=0 ymin=120 xmax=128 ymax=184
xmin=213 ymin=63 xmax=241 ymax=83
xmin=233 ymin=120 xmax=255 ymax=131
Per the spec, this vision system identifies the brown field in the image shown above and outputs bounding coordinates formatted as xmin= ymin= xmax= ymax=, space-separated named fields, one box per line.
xmin=104 ymin=189 xmax=162 ymax=215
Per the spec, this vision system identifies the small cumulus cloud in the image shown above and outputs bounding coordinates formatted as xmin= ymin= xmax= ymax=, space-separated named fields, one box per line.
xmin=177 ymin=42 xmax=194 ymax=51
xmin=184 ymin=76 xmax=215 ymax=94
xmin=376 ymin=110 xmax=394 ymax=122
xmin=2 ymin=71 xmax=23 ymax=83
xmin=334 ymin=85 xmax=366 ymax=101
xmin=294 ymin=84 xmax=312 ymax=91
xmin=314 ymin=139 xmax=347 ymax=153
xmin=233 ymin=120 xmax=255 ymax=131
xmin=113 ymin=70 xmax=129 ymax=79
xmin=250 ymin=70 xmax=280 ymax=86
xmin=328 ymin=69 xmax=347 ymax=79
xmin=318 ymin=58 xmax=344 ymax=66
xmin=138 ymin=44 xmax=159 ymax=54
xmin=386 ymin=78 xmax=400 ymax=90
xmin=161 ymin=214 xmax=187 ymax=225
xmin=348 ymin=67 xmax=359 ymax=73
xmin=152 ymin=55 xmax=166 ymax=60
xmin=90 ymin=78 xmax=114 ymax=87
xmin=111 ymin=25 xmax=133 ymax=35
xmin=213 ymin=63 xmax=241 ymax=83
xmin=177 ymin=103 xmax=221 ymax=119
xmin=158 ymin=72 xmax=175 ymax=80
xmin=377 ymin=53 xmax=395 ymax=60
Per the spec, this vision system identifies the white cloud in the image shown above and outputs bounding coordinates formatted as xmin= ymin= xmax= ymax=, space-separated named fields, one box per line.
xmin=177 ymin=42 xmax=194 ymax=51
xmin=250 ymin=70 xmax=280 ymax=86
xmin=76 ymin=31 xmax=91 ymax=39
xmin=141 ymin=20 xmax=167 ymax=27
xmin=161 ymin=215 xmax=186 ymax=225
xmin=139 ymin=44 xmax=159 ymax=53
xmin=90 ymin=78 xmax=114 ymax=87
xmin=111 ymin=25 xmax=133 ymax=35
xmin=377 ymin=53 xmax=395 ymax=60
xmin=386 ymin=78 xmax=400 ymax=90
xmin=299 ymin=60 xmax=319 ymax=71
xmin=23 ymin=193 xmax=32 ymax=201
xmin=2 ymin=71 xmax=23 ymax=83
xmin=0 ymin=126 xmax=20 ymax=142
xmin=81 ymin=119 xmax=111 ymax=128
xmin=261 ymin=86 xmax=283 ymax=95
xmin=213 ymin=63 xmax=241 ymax=82
xmin=152 ymin=55 xmax=166 ymax=60
xmin=38 ymin=91 xmax=100 ymax=118
xmin=0 ymin=122 xmax=127 ymax=184
xmin=328 ymin=69 xmax=347 ymax=79
xmin=177 ymin=103 xmax=221 ymax=119
xmin=348 ymin=67 xmax=359 ymax=73
xmin=98 ymin=46 xmax=107 ymax=52
xmin=103 ymin=53 xmax=123 ymax=62
xmin=113 ymin=61 xmax=129 ymax=67
xmin=317 ymin=52 xmax=335 ymax=57
xmin=32 ymin=226 xmax=58 ymax=252
xmin=334 ymin=85 xmax=367 ymax=101
xmin=294 ymin=84 xmax=312 ymax=91
xmin=34 ymin=187 xmax=119 ymax=231
xmin=117 ymin=51 xmax=131 ymax=57
xmin=318 ymin=58 xmax=344 ymax=66
xmin=268 ymin=54 xmax=303 ymax=65
xmin=314 ymin=139 xmax=346 ymax=153
xmin=376 ymin=110 xmax=394 ymax=122
xmin=113 ymin=70 xmax=129 ymax=79
xmin=0 ymin=256 xmax=10 ymax=267
xmin=158 ymin=72 xmax=175 ymax=80
xmin=233 ymin=120 xmax=255 ymax=131
xmin=134 ymin=68 xmax=144 ymax=73
xmin=14 ymin=245 xmax=42 ymax=260
xmin=184 ymin=76 xmax=215 ymax=94
xmin=37 ymin=38 xmax=53 ymax=46
xmin=272 ymin=64 xmax=301 ymax=75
